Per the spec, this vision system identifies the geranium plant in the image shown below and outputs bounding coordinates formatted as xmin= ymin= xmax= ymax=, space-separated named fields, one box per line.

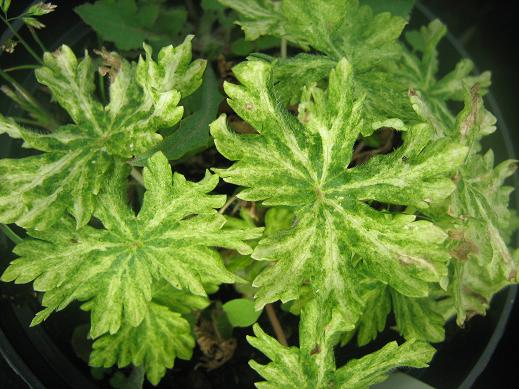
xmin=0 ymin=0 xmax=517 ymax=387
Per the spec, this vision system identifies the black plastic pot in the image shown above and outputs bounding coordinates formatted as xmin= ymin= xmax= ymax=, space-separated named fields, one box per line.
xmin=0 ymin=1 xmax=517 ymax=388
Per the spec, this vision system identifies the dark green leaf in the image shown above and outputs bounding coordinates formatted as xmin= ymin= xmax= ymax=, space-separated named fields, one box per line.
xmin=134 ymin=66 xmax=223 ymax=164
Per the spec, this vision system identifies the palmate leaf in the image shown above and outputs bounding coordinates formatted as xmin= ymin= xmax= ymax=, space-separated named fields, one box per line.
xmin=399 ymin=20 xmax=491 ymax=128
xmin=220 ymin=0 xmax=411 ymax=132
xmin=1 ymin=152 xmax=263 ymax=341
xmin=0 ymin=36 xmax=205 ymax=230
xmin=247 ymin=301 xmax=435 ymax=389
xmin=211 ymin=58 xmax=468 ymax=329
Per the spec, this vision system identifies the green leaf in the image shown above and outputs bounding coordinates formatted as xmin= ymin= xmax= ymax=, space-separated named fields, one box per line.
xmin=134 ymin=65 xmax=223 ymax=164
xmin=391 ymin=289 xmax=445 ymax=343
xmin=91 ymin=302 xmax=194 ymax=385
xmin=218 ymin=0 xmax=284 ymax=41
xmin=247 ymin=319 xmax=435 ymax=389
xmin=202 ymin=0 xmax=225 ymax=11
xmin=350 ymin=282 xmax=391 ymax=346
xmin=74 ymin=0 xmax=188 ymax=51
xmin=90 ymin=282 xmax=208 ymax=385
xmin=75 ymin=0 xmax=145 ymax=50
xmin=1 ymin=0 xmax=11 ymax=13
xmin=211 ymin=59 xmax=467 ymax=330
xmin=399 ymin=20 xmax=491 ymax=127
xmin=344 ymin=282 xmax=445 ymax=346
xmin=231 ymin=38 xmax=255 ymax=56
xmin=1 ymin=152 xmax=262 ymax=343
xmin=223 ymin=0 xmax=406 ymax=65
xmin=333 ymin=339 xmax=435 ymax=388
xmin=0 ymin=37 xmax=205 ymax=229
xmin=220 ymin=0 xmax=410 ymax=131
xmin=420 ymin=88 xmax=519 ymax=325
xmin=1 ymin=84 xmax=59 ymax=130
xmin=223 ymin=298 xmax=262 ymax=327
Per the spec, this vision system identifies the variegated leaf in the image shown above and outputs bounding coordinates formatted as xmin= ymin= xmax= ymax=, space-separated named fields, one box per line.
xmin=0 ymin=36 xmax=205 ymax=229
xmin=90 ymin=283 xmax=209 ymax=385
xmin=1 ymin=152 xmax=262 ymax=339
xmin=420 ymin=88 xmax=519 ymax=325
xmin=219 ymin=0 xmax=410 ymax=132
xmin=399 ymin=20 xmax=491 ymax=128
xmin=211 ymin=59 xmax=467 ymax=330
xmin=248 ymin=305 xmax=435 ymax=389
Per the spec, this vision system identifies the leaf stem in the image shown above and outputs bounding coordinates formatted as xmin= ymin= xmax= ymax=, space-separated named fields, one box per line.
xmin=28 ymin=26 xmax=48 ymax=53
xmin=0 ymin=13 xmax=43 ymax=65
xmin=3 ymin=64 xmax=39 ymax=72
xmin=131 ymin=168 xmax=145 ymax=186
xmin=0 ymin=224 xmax=23 ymax=244
xmin=280 ymin=38 xmax=287 ymax=59
xmin=0 ymin=68 xmax=60 ymax=130
xmin=218 ymin=195 xmax=238 ymax=215
xmin=265 ymin=304 xmax=288 ymax=346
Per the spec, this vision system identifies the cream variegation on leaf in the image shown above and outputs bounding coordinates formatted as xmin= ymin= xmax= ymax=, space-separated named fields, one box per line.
xmin=0 ymin=36 xmax=205 ymax=230
xmin=1 ymin=152 xmax=263 ymax=384
xmin=211 ymin=58 xmax=468 ymax=331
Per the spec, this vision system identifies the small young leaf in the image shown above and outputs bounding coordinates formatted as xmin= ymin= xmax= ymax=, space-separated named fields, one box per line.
xmin=1 ymin=0 xmax=11 ymax=13
xmin=223 ymin=298 xmax=262 ymax=327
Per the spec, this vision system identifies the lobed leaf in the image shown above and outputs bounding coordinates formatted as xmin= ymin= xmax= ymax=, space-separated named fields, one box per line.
xmin=0 ymin=37 xmax=205 ymax=230
xmin=220 ymin=0 xmax=410 ymax=132
xmin=247 ymin=319 xmax=435 ymax=389
xmin=419 ymin=87 xmax=518 ymax=325
xmin=211 ymin=59 xmax=467 ymax=331
xmin=2 ymin=152 xmax=262 ymax=341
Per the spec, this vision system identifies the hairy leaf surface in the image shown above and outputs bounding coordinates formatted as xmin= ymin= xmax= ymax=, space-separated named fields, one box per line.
xmin=0 ymin=37 xmax=205 ymax=229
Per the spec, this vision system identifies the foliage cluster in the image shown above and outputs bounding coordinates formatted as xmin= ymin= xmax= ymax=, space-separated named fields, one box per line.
xmin=0 ymin=0 xmax=517 ymax=387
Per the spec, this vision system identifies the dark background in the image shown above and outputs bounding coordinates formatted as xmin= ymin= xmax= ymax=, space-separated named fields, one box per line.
xmin=1 ymin=0 xmax=518 ymax=388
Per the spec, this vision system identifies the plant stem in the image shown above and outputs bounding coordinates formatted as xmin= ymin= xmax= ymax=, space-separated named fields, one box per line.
xmin=3 ymin=64 xmax=39 ymax=72
xmin=280 ymin=38 xmax=287 ymax=59
xmin=11 ymin=116 xmax=41 ymax=126
xmin=97 ymin=72 xmax=106 ymax=104
xmin=0 ymin=14 xmax=43 ymax=65
xmin=28 ymin=26 xmax=48 ymax=53
xmin=131 ymin=168 xmax=145 ymax=186
xmin=218 ymin=195 xmax=237 ymax=215
xmin=0 ymin=69 xmax=60 ymax=130
xmin=0 ymin=224 xmax=23 ymax=244
xmin=265 ymin=303 xmax=288 ymax=346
